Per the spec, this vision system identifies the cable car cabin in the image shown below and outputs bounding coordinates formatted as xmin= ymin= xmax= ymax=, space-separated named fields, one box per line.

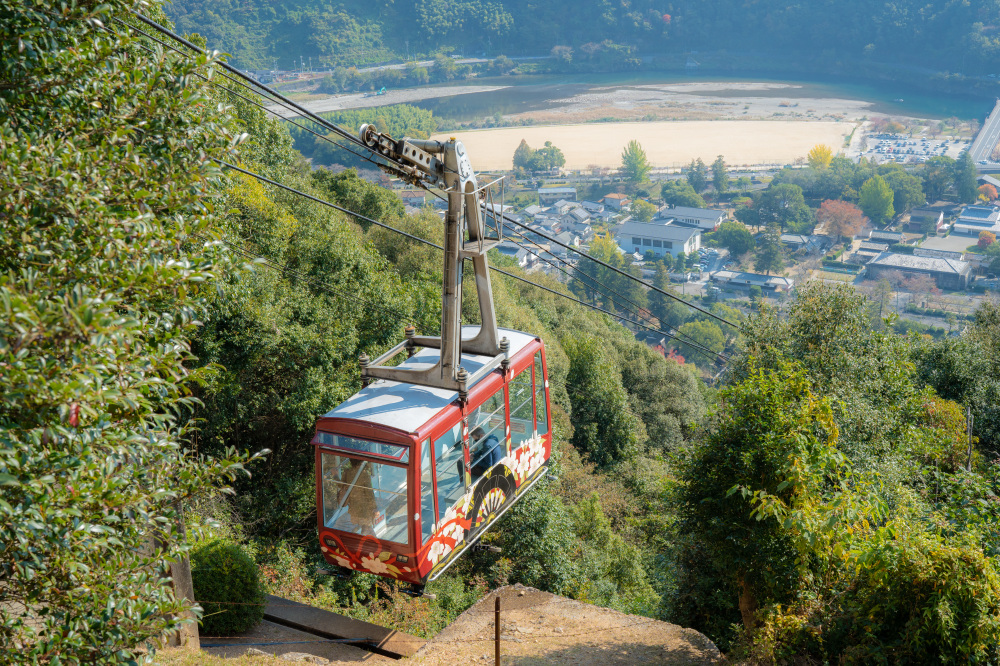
xmin=313 ymin=326 xmax=551 ymax=585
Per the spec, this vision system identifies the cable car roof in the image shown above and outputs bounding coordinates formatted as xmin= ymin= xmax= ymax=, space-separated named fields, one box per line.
xmin=322 ymin=326 xmax=537 ymax=435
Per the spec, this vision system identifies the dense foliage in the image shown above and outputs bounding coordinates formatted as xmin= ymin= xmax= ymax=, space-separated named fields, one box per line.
xmin=0 ymin=3 xmax=256 ymax=660
xmin=191 ymin=540 xmax=266 ymax=635
xmin=167 ymin=0 xmax=1000 ymax=78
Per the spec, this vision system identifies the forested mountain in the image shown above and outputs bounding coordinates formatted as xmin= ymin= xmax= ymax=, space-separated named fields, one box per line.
xmin=165 ymin=0 xmax=1000 ymax=74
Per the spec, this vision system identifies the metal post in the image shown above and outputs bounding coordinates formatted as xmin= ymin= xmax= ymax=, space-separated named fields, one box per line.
xmin=494 ymin=595 xmax=501 ymax=666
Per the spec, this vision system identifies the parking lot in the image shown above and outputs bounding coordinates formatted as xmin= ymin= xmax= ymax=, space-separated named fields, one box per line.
xmin=860 ymin=133 xmax=970 ymax=165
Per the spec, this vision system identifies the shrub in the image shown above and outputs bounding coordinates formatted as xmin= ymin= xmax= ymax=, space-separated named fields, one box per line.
xmin=191 ymin=539 xmax=266 ymax=635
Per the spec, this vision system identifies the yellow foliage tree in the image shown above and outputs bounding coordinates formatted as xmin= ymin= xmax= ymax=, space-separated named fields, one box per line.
xmin=807 ymin=144 xmax=834 ymax=170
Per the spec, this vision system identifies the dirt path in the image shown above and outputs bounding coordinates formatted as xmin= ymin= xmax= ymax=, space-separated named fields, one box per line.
xmin=412 ymin=585 xmax=720 ymax=665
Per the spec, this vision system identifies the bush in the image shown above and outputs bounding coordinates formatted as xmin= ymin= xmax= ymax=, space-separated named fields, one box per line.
xmin=191 ymin=539 xmax=266 ymax=635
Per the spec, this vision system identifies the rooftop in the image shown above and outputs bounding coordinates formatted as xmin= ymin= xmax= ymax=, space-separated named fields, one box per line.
xmin=958 ymin=205 xmax=999 ymax=221
xmin=617 ymin=221 xmax=701 ymax=242
xmin=868 ymin=251 xmax=970 ymax=275
xmin=668 ymin=206 xmax=726 ymax=220
xmin=322 ymin=326 xmax=537 ymax=435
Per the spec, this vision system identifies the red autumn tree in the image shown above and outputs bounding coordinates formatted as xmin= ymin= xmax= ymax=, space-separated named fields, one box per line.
xmin=978 ymin=184 xmax=997 ymax=201
xmin=816 ymin=199 xmax=868 ymax=239
xmin=979 ymin=231 xmax=996 ymax=248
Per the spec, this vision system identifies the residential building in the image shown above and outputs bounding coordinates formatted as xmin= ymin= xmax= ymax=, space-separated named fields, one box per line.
xmin=538 ymin=187 xmax=577 ymax=204
xmin=869 ymin=230 xmax=905 ymax=244
xmin=855 ymin=241 xmax=890 ymax=262
xmin=398 ymin=190 xmax=426 ymax=206
xmin=661 ymin=206 xmax=727 ymax=231
xmin=522 ymin=204 xmax=543 ymax=218
xmin=866 ymin=251 xmax=971 ymax=290
xmin=615 ymin=220 xmax=701 ymax=258
xmin=569 ymin=207 xmax=591 ymax=223
xmin=906 ymin=206 xmax=946 ymax=233
xmin=580 ymin=201 xmax=605 ymax=214
xmin=601 ymin=193 xmax=630 ymax=210
xmin=953 ymin=205 xmax=1000 ymax=236
xmin=710 ymin=270 xmax=794 ymax=293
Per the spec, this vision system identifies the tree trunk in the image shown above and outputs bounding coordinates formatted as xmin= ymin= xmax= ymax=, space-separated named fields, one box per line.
xmin=737 ymin=576 xmax=759 ymax=631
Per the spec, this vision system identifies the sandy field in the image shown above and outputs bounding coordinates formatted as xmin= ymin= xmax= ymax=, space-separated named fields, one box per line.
xmin=434 ymin=120 xmax=856 ymax=170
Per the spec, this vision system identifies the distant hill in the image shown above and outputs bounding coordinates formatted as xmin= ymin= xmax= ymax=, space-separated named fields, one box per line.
xmin=166 ymin=0 xmax=1000 ymax=75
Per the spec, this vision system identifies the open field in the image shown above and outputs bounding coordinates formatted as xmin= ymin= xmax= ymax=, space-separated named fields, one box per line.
xmin=433 ymin=120 xmax=856 ymax=170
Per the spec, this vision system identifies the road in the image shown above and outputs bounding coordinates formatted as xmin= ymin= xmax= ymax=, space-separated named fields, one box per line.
xmin=969 ymin=99 xmax=1000 ymax=166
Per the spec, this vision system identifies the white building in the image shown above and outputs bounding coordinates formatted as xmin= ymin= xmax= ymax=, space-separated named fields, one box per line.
xmin=616 ymin=221 xmax=701 ymax=258
xmin=953 ymin=205 xmax=1000 ymax=236
xmin=659 ymin=206 xmax=727 ymax=231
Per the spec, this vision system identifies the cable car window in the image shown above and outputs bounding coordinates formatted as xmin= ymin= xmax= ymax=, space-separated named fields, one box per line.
xmin=534 ymin=352 xmax=548 ymax=436
xmin=321 ymin=453 xmax=408 ymax=543
xmin=315 ymin=432 xmax=408 ymax=463
xmin=434 ymin=423 xmax=464 ymax=522
xmin=420 ymin=438 xmax=435 ymax=542
xmin=509 ymin=366 xmax=534 ymax=447
xmin=470 ymin=386 xmax=506 ymax=478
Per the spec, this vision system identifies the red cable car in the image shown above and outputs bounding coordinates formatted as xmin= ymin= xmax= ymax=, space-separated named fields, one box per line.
xmin=313 ymin=127 xmax=552 ymax=585
xmin=313 ymin=326 xmax=551 ymax=585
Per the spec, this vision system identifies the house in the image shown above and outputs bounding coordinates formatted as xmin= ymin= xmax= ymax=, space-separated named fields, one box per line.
xmin=496 ymin=242 xmax=530 ymax=268
xmin=398 ymin=190 xmax=426 ymax=206
xmin=522 ymin=204 xmax=543 ymax=218
xmin=869 ymin=230 xmax=905 ymax=244
xmin=538 ymin=187 xmax=577 ymax=205
xmin=615 ymin=220 xmax=701 ymax=258
xmin=906 ymin=207 xmax=946 ymax=233
xmin=569 ymin=207 xmax=591 ymax=223
xmin=562 ymin=221 xmax=594 ymax=241
xmin=710 ymin=270 xmax=794 ymax=293
xmin=601 ymin=193 xmax=630 ymax=210
xmin=580 ymin=201 xmax=605 ymax=214
xmin=953 ymin=205 xmax=1000 ymax=236
xmin=551 ymin=199 xmax=577 ymax=215
xmin=866 ymin=251 xmax=971 ymax=290
xmin=854 ymin=241 xmax=890 ymax=263
xmin=662 ymin=206 xmax=727 ymax=231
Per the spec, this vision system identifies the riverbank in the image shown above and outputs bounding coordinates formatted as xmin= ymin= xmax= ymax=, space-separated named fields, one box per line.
xmin=432 ymin=119 xmax=855 ymax=170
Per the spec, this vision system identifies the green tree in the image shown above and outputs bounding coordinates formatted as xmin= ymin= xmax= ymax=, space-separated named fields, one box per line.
xmin=677 ymin=320 xmax=726 ymax=358
xmin=532 ymin=141 xmax=566 ymax=170
xmin=312 ymin=167 xmax=405 ymax=230
xmin=620 ymin=139 xmax=651 ymax=183
xmin=631 ymin=199 xmax=657 ymax=223
xmin=754 ymin=222 xmax=785 ymax=275
xmin=679 ymin=362 xmax=843 ymax=629
xmin=661 ymin=180 xmax=707 ymax=208
xmin=715 ymin=220 xmax=755 ymax=256
xmin=920 ymin=155 xmax=956 ymax=201
xmin=711 ymin=155 xmax=729 ymax=193
xmin=0 ymin=5 xmax=255 ymax=658
xmin=563 ymin=336 xmax=642 ymax=468
xmin=756 ymin=183 xmax=813 ymax=233
xmin=687 ymin=158 xmax=708 ymax=192
xmin=649 ymin=264 xmax=690 ymax=330
xmin=513 ymin=138 xmax=534 ymax=170
xmin=859 ymin=175 xmax=895 ymax=224
xmin=881 ymin=166 xmax=926 ymax=212
xmin=954 ymin=151 xmax=979 ymax=203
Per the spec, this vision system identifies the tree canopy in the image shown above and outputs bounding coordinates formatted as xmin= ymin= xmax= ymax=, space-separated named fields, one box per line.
xmin=620 ymin=140 xmax=651 ymax=183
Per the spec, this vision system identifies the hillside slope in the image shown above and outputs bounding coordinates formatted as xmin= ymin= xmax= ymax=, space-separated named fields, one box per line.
xmin=166 ymin=0 xmax=1000 ymax=73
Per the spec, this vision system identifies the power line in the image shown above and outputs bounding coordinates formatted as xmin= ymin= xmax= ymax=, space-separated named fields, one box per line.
xmin=112 ymin=19 xmax=394 ymax=174
xmin=123 ymin=13 xmax=737 ymax=332
xmin=214 ymin=160 xmax=726 ymax=363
